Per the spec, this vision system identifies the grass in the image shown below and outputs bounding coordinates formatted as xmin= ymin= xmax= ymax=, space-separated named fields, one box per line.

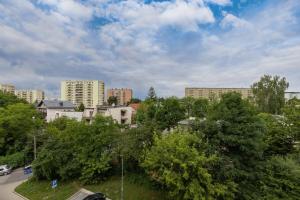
xmin=15 ymin=175 xmax=167 ymax=200
xmin=15 ymin=179 xmax=80 ymax=200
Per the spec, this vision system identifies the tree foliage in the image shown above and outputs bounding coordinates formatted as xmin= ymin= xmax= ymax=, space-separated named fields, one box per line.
xmin=107 ymin=96 xmax=118 ymax=106
xmin=0 ymin=103 xmax=41 ymax=156
xmin=205 ymin=92 xmax=266 ymax=199
xmin=142 ymin=130 xmax=236 ymax=200
xmin=33 ymin=116 xmax=120 ymax=183
xmin=251 ymin=75 xmax=289 ymax=114
xmin=0 ymin=91 xmax=27 ymax=108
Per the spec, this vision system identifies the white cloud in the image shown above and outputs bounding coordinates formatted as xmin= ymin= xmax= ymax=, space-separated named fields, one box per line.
xmin=220 ymin=13 xmax=251 ymax=28
xmin=0 ymin=0 xmax=300 ymax=98
xmin=205 ymin=0 xmax=231 ymax=6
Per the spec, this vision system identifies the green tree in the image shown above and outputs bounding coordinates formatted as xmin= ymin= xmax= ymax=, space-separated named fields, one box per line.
xmin=181 ymin=97 xmax=195 ymax=118
xmin=146 ymin=86 xmax=157 ymax=101
xmin=283 ymin=98 xmax=300 ymax=142
xmin=251 ymin=75 xmax=289 ymax=114
xmin=0 ymin=103 xmax=40 ymax=155
xmin=192 ymin=98 xmax=209 ymax=118
xmin=128 ymin=98 xmax=141 ymax=104
xmin=142 ymin=130 xmax=235 ymax=200
xmin=259 ymin=113 xmax=294 ymax=156
xmin=33 ymin=116 xmax=121 ymax=183
xmin=205 ymin=92 xmax=266 ymax=200
xmin=78 ymin=103 xmax=85 ymax=111
xmin=0 ymin=91 xmax=26 ymax=107
xmin=107 ymin=96 xmax=118 ymax=106
xmin=260 ymin=156 xmax=300 ymax=200
xmin=155 ymin=97 xmax=185 ymax=130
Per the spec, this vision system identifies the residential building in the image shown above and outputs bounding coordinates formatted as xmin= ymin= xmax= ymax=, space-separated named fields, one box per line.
xmin=61 ymin=80 xmax=105 ymax=108
xmin=15 ymin=90 xmax=45 ymax=104
xmin=107 ymin=88 xmax=132 ymax=105
xmin=37 ymin=100 xmax=82 ymax=122
xmin=96 ymin=105 xmax=133 ymax=125
xmin=0 ymin=84 xmax=15 ymax=94
xmin=285 ymin=92 xmax=300 ymax=100
xmin=185 ymin=87 xmax=253 ymax=99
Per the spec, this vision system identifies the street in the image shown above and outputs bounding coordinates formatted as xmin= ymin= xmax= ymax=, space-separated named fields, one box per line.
xmin=0 ymin=168 xmax=31 ymax=200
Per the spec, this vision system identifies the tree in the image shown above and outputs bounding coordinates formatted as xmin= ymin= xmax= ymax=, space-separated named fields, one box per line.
xmin=33 ymin=116 xmax=121 ymax=183
xmin=283 ymin=98 xmax=300 ymax=142
xmin=251 ymin=75 xmax=289 ymax=114
xmin=142 ymin=130 xmax=236 ymax=200
xmin=107 ymin=96 xmax=118 ymax=106
xmin=128 ymin=98 xmax=141 ymax=104
xmin=260 ymin=156 xmax=300 ymax=200
xmin=155 ymin=97 xmax=185 ymax=130
xmin=0 ymin=103 xmax=40 ymax=156
xmin=181 ymin=97 xmax=195 ymax=118
xmin=146 ymin=86 xmax=157 ymax=101
xmin=259 ymin=113 xmax=295 ymax=156
xmin=192 ymin=98 xmax=209 ymax=118
xmin=0 ymin=91 xmax=27 ymax=107
xmin=78 ymin=103 xmax=85 ymax=111
xmin=205 ymin=92 xmax=266 ymax=200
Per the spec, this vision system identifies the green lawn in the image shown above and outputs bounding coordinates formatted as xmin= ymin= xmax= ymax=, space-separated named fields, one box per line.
xmin=15 ymin=176 xmax=167 ymax=200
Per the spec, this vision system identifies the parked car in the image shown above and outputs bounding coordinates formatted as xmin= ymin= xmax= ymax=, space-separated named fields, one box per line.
xmin=23 ymin=165 xmax=32 ymax=175
xmin=0 ymin=165 xmax=12 ymax=176
xmin=83 ymin=193 xmax=106 ymax=200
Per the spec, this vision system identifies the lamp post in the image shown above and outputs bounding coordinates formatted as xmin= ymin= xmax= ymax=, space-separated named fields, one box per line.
xmin=32 ymin=116 xmax=37 ymax=160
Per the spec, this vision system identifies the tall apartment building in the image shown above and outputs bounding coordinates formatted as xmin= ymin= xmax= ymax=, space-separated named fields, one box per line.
xmin=0 ymin=83 xmax=15 ymax=94
xmin=15 ymin=90 xmax=45 ymax=104
xmin=107 ymin=88 xmax=133 ymax=105
xmin=185 ymin=88 xmax=253 ymax=99
xmin=61 ymin=80 xmax=105 ymax=108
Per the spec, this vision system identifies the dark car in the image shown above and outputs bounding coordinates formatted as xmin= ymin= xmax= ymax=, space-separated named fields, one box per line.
xmin=83 ymin=193 xmax=106 ymax=200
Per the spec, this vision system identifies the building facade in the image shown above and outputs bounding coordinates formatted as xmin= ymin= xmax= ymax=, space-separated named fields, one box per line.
xmin=61 ymin=80 xmax=105 ymax=108
xmin=185 ymin=87 xmax=253 ymax=99
xmin=15 ymin=90 xmax=45 ymax=104
xmin=96 ymin=105 xmax=133 ymax=125
xmin=107 ymin=88 xmax=132 ymax=105
xmin=37 ymin=100 xmax=82 ymax=122
xmin=285 ymin=92 xmax=300 ymax=100
xmin=0 ymin=84 xmax=15 ymax=94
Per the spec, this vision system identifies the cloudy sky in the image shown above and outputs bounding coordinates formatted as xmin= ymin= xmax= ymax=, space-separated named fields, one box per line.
xmin=0 ymin=0 xmax=299 ymax=99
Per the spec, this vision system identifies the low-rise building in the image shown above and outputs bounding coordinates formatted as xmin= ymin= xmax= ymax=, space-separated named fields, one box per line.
xmin=15 ymin=90 xmax=45 ymax=104
xmin=0 ymin=84 xmax=15 ymax=94
xmin=37 ymin=100 xmax=82 ymax=122
xmin=96 ymin=105 xmax=133 ymax=125
xmin=185 ymin=87 xmax=253 ymax=99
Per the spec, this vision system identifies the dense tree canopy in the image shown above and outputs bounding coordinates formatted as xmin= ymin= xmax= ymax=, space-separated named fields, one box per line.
xmin=142 ymin=130 xmax=236 ymax=200
xmin=251 ymin=75 xmax=289 ymax=114
xmin=0 ymin=103 xmax=41 ymax=156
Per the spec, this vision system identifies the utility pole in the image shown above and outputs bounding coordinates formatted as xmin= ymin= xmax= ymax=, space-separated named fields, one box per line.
xmin=34 ymin=135 xmax=37 ymax=160
xmin=121 ymin=155 xmax=124 ymax=200
xmin=32 ymin=116 xmax=37 ymax=160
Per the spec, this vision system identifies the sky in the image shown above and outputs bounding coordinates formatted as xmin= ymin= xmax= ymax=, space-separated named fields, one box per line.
xmin=0 ymin=0 xmax=299 ymax=99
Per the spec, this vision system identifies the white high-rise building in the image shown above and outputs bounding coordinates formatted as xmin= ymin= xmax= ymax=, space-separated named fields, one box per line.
xmin=61 ymin=80 xmax=105 ymax=108
xmin=15 ymin=90 xmax=45 ymax=104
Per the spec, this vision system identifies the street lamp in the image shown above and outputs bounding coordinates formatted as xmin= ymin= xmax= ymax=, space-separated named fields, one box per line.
xmin=32 ymin=116 xmax=37 ymax=160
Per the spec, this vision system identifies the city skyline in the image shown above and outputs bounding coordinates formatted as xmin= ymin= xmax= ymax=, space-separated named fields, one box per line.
xmin=0 ymin=0 xmax=300 ymax=99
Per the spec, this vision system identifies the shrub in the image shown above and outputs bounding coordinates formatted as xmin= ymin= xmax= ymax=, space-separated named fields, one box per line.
xmin=0 ymin=152 xmax=25 ymax=168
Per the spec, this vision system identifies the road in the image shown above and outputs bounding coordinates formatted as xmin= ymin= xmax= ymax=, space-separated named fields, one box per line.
xmin=0 ymin=168 xmax=31 ymax=200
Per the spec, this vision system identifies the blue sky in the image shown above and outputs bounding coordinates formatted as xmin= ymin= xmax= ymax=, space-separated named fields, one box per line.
xmin=0 ymin=0 xmax=299 ymax=98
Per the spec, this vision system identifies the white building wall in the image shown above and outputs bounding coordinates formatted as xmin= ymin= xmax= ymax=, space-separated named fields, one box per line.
xmin=46 ymin=109 xmax=82 ymax=122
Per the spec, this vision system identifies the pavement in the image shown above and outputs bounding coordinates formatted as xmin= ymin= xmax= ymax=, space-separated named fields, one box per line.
xmin=0 ymin=168 xmax=31 ymax=200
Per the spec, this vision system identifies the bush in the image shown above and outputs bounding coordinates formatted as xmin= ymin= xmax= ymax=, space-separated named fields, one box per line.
xmin=0 ymin=152 xmax=25 ymax=168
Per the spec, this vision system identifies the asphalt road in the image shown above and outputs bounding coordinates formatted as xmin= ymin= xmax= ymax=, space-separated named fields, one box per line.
xmin=0 ymin=168 xmax=31 ymax=200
